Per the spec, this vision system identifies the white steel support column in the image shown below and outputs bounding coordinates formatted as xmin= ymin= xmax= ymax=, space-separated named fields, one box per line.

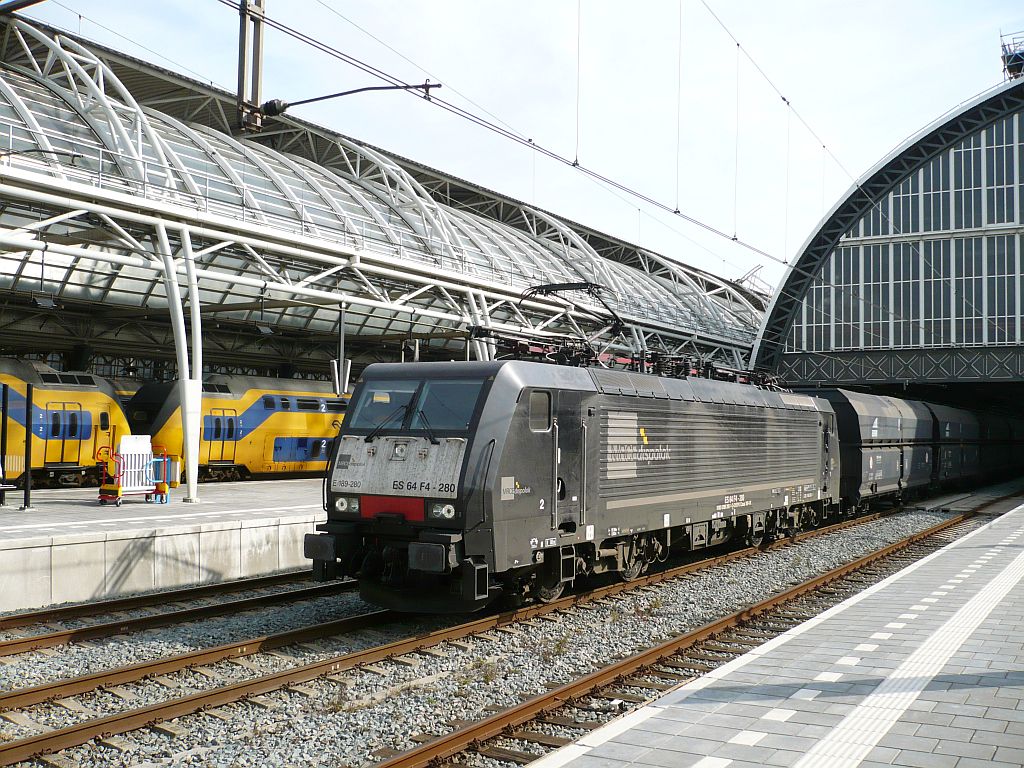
xmin=180 ymin=232 xmax=203 ymax=503
xmin=156 ymin=224 xmax=201 ymax=503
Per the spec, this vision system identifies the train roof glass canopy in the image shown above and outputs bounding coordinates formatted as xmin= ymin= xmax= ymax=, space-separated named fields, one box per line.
xmin=0 ymin=18 xmax=763 ymax=370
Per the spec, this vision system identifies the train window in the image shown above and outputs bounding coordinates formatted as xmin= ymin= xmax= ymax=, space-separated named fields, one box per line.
xmin=213 ymin=417 xmax=222 ymax=439
xmin=280 ymin=398 xmax=292 ymax=410
xmin=40 ymin=373 xmax=60 ymax=383
xmin=50 ymin=411 xmax=60 ymax=437
xmin=325 ymin=399 xmax=347 ymax=413
xmin=76 ymin=375 xmax=94 ymax=385
xmin=529 ymin=391 xmax=551 ymax=432
xmin=296 ymin=398 xmax=320 ymax=411
xmin=262 ymin=396 xmax=275 ymax=410
xmin=226 ymin=418 xmax=235 ymax=439
xmin=68 ymin=411 xmax=78 ymax=437
xmin=410 ymin=379 xmax=486 ymax=431
xmin=345 ymin=379 xmax=418 ymax=429
xmin=100 ymin=412 xmax=110 ymax=431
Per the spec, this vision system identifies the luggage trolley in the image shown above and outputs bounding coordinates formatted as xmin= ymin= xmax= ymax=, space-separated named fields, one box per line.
xmin=98 ymin=435 xmax=177 ymax=505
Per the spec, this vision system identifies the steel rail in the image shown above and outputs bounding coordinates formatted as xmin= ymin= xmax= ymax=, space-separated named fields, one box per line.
xmin=0 ymin=570 xmax=314 ymax=632
xmin=373 ymin=508 xmax=990 ymax=768
xmin=0 ymin=609 xmax=392 ymax=711
xmin=0 ymin=582 xmax=356 ymax=657
xmin=0 ymin=503 xmax=952 ymax=766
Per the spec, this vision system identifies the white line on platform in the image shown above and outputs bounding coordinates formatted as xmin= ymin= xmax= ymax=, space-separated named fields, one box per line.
xmin=0 ymin=503 xmax=321 ymax=533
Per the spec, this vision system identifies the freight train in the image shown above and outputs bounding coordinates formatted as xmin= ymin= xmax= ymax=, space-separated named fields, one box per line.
xmin=306 ymin=360 xmax=1023 ymax=613
xmin=0 ymin=358 xmax=347 ymax=485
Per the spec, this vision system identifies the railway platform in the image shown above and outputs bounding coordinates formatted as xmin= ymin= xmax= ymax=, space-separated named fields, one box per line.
xmin=0 ymin=479 xmax=323 ymax=613
xmin=536 ymin=496 xmax=1024 ymax=768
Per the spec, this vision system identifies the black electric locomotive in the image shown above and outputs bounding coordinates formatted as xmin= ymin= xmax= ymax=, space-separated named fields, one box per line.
xmin=307 ymin=360 xmax=845 ymax=612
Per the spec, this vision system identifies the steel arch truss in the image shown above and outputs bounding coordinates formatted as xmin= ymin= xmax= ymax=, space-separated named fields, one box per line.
xmin=753 ymin=78 xmax=1024 ymax=378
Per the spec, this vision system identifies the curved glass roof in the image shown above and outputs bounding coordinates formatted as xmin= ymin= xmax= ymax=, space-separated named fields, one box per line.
xmin=0 ymin=19 xmax=760 ymax=362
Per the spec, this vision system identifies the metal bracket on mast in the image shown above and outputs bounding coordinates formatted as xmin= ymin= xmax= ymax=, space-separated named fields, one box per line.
xmin=237 ymin=0 xmax=266 ymax=133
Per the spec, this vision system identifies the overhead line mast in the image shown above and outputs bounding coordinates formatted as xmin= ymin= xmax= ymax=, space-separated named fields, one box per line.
xmin=237 ymin=0 xmax=266 ymax=132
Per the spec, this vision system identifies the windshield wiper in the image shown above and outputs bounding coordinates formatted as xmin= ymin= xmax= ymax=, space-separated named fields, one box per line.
xmin=417 ymin=409 xmax=440 ymax=445
xmin=363 ymin=404 xmax=409 ymax=443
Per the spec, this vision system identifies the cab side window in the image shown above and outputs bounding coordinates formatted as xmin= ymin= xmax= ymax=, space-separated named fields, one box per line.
xmin=529 ymin=391 xmax=551 ymax=432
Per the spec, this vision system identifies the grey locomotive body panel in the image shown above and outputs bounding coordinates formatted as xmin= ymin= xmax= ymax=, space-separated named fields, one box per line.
xmin=591 ymin=396 xmax=830 ymax=540
xmin=487 ymin=367 xmax=836 ymax=573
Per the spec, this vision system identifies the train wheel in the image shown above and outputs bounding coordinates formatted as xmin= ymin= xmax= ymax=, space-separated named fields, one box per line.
xmin=802 ymin=507 xmax=819 ymax=529
xmin=533 ymin=581 xmax=565 ymax=603
xmin=619 ymin=552 xmax=648 ymax=582
xmin=746 ymin=529 xmax=765 ymax=547
xmin=620 ymin=561 xmax=644 ymax=582
xmin=619 ymin=535 xmax=653 ymax=582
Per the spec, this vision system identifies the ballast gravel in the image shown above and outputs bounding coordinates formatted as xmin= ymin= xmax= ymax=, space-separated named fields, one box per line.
xmin=5 ymin=506 xmax=979 ymax=768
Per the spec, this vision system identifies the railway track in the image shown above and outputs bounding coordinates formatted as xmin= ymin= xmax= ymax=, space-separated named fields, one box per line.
xmin=0 ymin=497 xmax=992 ymax=767
xmin=0 ymin=581 xmax=356 ymax=657
xmin=0 ymin=570 xmax=312 ymax=632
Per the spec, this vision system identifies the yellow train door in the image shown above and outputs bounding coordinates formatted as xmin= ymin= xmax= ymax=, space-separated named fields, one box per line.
xmin=43 ymin=402 xmax=85 ymax=465
xmin=207 ymin=408 xmax=237 ymax=463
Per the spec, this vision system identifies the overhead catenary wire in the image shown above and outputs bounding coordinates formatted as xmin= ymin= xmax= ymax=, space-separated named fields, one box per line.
xmin=209 ymin=0 xmax=779 ymax=264
xmin=211 ymin=0 xmax=947 ymax=350
xmin=29 ymin=0 xmax=1006 ymax=354
xmin=100 ymin=0 xmax=988 ymax=354
xmin=696 ymin=0 xmax=1003 ymax=353
xmin=674 ymin=0 xmax=684 ymax=215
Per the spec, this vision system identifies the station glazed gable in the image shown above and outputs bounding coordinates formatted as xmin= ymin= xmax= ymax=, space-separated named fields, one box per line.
xmin=754 ymin=78 xmax=1024 ymax=384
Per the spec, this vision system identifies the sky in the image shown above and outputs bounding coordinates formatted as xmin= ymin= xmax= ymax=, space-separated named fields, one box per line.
xmin=20 ymin=0 xmax=1024 ymax=294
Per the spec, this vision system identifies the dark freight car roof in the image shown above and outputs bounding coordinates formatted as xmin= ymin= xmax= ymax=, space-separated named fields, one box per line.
xmin=802 ymin=389 xmax=935 ymax=444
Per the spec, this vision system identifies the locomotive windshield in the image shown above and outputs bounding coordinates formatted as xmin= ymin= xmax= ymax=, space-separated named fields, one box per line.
xmin=346 ymin=377 xmax=486 ymax=434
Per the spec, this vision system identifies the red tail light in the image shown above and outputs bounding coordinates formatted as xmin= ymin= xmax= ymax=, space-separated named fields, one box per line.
xmin=360 ymin=495 xmax=424 ymax=521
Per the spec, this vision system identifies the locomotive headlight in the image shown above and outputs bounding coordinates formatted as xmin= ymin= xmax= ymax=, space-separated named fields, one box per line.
xmin=333 ymin=495 xmax=360 ymax=514
xmin=429 ymin=502 xmax=456 ymax=520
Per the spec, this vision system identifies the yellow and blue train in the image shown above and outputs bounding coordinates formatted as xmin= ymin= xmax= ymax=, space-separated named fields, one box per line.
xmin=127 ymin=375 xmax=348 ymax=481
xmin=0 ymin=358 xmax=131 ymax=487
xmin=1 ymin=359 xmax=347 ymax=486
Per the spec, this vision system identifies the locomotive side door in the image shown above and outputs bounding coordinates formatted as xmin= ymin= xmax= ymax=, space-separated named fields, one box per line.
xmin=554 ymin=391 xmax=585 ymax=533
